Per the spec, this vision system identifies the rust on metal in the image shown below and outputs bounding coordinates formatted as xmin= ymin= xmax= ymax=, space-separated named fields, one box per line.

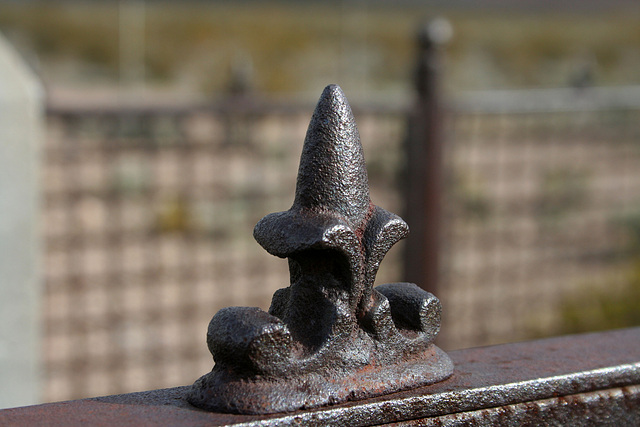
xmin=187 ymin=84 xmax=453 ymax=414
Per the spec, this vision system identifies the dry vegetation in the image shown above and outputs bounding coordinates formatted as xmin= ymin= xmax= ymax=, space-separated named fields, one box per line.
xmin=0 ymin=2 xmax=639 ymax=96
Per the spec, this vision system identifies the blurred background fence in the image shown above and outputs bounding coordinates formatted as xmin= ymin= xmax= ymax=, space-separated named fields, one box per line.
xmin=6 ymin=0 xmax=636 ymax=405
xmin=43 ymin=96 xmax=407 ymax=401
xmin=442 ymin=86 xmax=640 ymax=349
xmin=42 ymin=83 xmax=640 ymax=403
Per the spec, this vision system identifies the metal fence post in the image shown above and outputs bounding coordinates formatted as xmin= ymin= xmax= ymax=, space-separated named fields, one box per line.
xmin=403 ymin=19 xmax=451 ymax=296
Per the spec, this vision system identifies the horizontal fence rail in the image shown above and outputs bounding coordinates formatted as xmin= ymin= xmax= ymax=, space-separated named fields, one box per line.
xmin=3 ymin=328 xmax=639 ymax=425
xmin=453 ymin=85 xmax=640 ymax=113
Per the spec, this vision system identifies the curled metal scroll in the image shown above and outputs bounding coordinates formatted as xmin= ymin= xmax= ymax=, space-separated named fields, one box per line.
xmin=188 ymin=85 xmax=453 ymax=414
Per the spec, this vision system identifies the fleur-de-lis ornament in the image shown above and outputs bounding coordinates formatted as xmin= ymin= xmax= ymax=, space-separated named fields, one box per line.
xmin=189 ymin=85 xmax=453 ymax=414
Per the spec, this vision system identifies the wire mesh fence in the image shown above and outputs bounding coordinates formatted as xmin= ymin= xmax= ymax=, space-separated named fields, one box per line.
xmin=42 ymin=86 xmax=640 ymax=402
xmin=42 ymin=99 xmax=407 ymax=401
xmin=440 ymin=87 xmax=640 ymax=349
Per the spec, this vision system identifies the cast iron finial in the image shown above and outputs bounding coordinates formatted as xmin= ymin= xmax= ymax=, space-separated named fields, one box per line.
xmin=188 ymin=85 xmax=453 ymax=414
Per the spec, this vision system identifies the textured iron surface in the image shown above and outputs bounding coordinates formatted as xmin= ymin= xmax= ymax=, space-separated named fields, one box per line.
xmin=2 ymin=328 xmax=639 ymax=426
xmin=188 ymin=85 xmax=453 ymax=414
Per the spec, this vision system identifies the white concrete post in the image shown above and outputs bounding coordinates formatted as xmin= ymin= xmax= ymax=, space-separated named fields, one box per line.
xmin=0 ymin=34 xmax=43 ymax=409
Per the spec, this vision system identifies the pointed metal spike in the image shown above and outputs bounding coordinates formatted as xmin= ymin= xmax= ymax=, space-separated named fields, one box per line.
xmin=293 ymin=84 xmax=371 ymax=227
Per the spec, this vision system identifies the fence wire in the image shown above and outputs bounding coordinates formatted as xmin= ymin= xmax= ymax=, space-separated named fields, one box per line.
xmin=440 ymin=87 xmax=640 ymax=349
xmin=42 ymin=101 xmax=406 ymax=401
xmin=42 ymin=87 xmax=640 ymax=402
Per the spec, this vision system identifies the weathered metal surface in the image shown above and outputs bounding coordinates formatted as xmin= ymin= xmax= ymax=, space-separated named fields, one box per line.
xmin=2 ymin=328 xmax=639 ymax=426
xmin=392 ymin=386 xmax=640 ymax=426
xmin=188 ymin=84 xmax=453 ymax=414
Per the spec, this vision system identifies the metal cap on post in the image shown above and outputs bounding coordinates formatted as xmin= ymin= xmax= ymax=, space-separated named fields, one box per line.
xmin=188 ymin=84 xmax=452 ymax=415
xmin=403 ymin=19 xmax=452 ymax=297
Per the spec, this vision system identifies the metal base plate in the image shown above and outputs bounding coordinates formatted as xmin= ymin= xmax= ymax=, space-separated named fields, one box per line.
xmin=188 ymin=345 xmax=453 ymax=414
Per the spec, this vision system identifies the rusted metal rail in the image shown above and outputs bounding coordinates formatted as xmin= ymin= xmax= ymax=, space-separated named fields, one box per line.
xmin=2 ymin=327 xmax=638 ymax=425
